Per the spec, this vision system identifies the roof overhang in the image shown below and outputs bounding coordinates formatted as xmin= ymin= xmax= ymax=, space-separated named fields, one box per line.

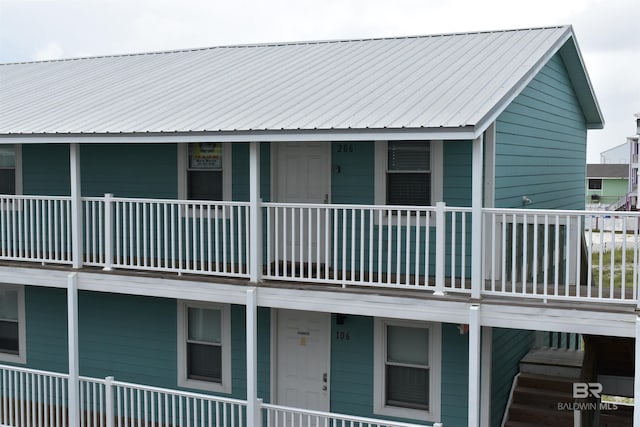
xmin=0 ymin=125 xmax=480 ymax=144
xmin=474 ymin=26 xmax=604 ymax=134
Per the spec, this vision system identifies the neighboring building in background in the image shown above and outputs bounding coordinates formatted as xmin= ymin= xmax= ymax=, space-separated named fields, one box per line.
xmin=600 ymin=142 xmax=629 ymax=164
xmin=586 ymin=163 xmax=629 ymax=210
xmin=628 ymin=113 xmax=640 ymax=209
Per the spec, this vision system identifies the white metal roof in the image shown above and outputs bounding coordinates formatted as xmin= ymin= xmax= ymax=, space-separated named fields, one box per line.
xmin=0 ymin=26 xmax=603 ymax=142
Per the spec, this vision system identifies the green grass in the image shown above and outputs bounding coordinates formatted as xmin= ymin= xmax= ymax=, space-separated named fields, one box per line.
xmin=591 ymin=248 xmax=638 ymax=288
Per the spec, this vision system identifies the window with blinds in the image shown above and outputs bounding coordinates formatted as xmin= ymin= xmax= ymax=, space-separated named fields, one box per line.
xmin=385 ymin=325 xmax=430 ymax=410
xmin=187 ymin=306 xmax=223 ymax=383
xmin=387 ymin=141 xmax=430 ymax=206
xmin=0 ymin=145 xmax=16 ymax=195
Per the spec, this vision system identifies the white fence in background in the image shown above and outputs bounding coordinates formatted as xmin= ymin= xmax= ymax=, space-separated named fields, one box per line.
xmin=0 ymin=364 xmax=434 ymax=427
xmin=1 ymin=194 xmax=640 ymax=304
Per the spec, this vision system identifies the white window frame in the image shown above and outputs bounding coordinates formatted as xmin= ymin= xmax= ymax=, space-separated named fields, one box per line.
xmin=0 ymin=144 xmax=22 ymax=196
xmin=0 ymin=284 xmax=26 ymax=364
xmin=177 ymin=301 xmax=232 ymax=394
xmin=374 ymin=140 xmax=442 ymax=225
xmin=373 ymin=318 xmax=441 ymax=422
xmin=178 ymin=143 xmax=232 ymax=201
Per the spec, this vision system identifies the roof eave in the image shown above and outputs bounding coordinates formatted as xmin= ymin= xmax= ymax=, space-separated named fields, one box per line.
xmin=0 ymin=126 xmax=479 ymax=144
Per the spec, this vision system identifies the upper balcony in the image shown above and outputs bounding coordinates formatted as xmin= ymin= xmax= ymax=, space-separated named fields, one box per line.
xmin=1 ymin=193 xmax=638 ymax=307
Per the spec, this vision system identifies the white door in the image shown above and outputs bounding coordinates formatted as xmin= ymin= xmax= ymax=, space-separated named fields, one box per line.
xmin=276 ymin=309 xmax=330 ymax=414
xmin=275 ymin=142 xmax=331 ymax=265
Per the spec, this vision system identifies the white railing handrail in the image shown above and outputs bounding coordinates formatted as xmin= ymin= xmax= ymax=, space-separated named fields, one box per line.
xmin=261 ymin=402 xmax=432 ymax=427
xmin=0 ymin=194 xmax=72 ymax=201
xmin=263 ymin=201 xmax=438 ymax=211
xmin=108 ymin=196 xmax=250 ymax=206
xmin=484 ymin=206 xmax=640 ymax=217
xmin=0 ymin=364 xmax=70 ymax=379
xmin=108 ymin=379 xmax=248 ymax=406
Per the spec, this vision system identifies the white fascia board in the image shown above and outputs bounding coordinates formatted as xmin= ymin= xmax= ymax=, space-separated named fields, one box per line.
xmin=0 ymin=126 xmax=477 ymax=144
xmin=481 ymin=303 xmax=636 ymax=337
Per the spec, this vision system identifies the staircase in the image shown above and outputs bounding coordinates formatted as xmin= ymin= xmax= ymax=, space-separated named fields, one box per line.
xmin=503 ymin=347 xmax=584 ymax=427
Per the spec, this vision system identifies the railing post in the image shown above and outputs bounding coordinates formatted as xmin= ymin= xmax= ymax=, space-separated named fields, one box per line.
xmin=67 ymin=273 xmax=80 ymax=427
xmin=468 ymin=304 xmax=481 ymax=427
xmin=249 ymin=142 xmax=262 ymax=283
xmin=255 ymin=398 xmax=264 ymax=427
xmin=246 ymin=288 xmax=260 ymax=427
xmin=105 ymin=376 xmax=115 ymax=427
xmin=70 ymin=143 xmax=84 ymax=269
xmin=471 ymin=135 xmax=484 ymax=300
xmin=104 ymin=194 xmax=113 ymax=271
xmin=634 ymin=315 xmax=640 ymax=427
xmin=434 ymin=201 xmax=446 ymax=296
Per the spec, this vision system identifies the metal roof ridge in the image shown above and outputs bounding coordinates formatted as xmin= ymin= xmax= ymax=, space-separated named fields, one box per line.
xmin=0 ymin=25 xmax=570 ymax=66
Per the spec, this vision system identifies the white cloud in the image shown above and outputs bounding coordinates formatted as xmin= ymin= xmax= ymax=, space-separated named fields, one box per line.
xmin=32 ymin=41 xmax=64 ymax=61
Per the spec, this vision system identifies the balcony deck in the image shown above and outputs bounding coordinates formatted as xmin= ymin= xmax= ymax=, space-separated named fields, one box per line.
xmin=1 ymin=195 xmax=639 ymax=312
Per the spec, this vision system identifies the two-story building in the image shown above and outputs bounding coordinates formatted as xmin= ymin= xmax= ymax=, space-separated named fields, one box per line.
xmin=1 ymin=25 xmax=638 ymax=427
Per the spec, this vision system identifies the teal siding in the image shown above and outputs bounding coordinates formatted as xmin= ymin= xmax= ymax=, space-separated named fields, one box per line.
xmin=495 ymin=53 xmax=587 ymax=209
xmin=22 ymin=287 xmax=271 ymax=401
xmin=443 ymin=141 xmax=472 ymax=206
xmin=331 ymin=142 xmax=374 ymax=204
xmin=330 ymin=315 xmax=374 ymax=416
xmin=231 ymin=142 xmax=271 ymax=202
xmin=490 ymin=328 xmax=534 ymax=427
xmin=22 ymin=144 xmax=71 ymax=196
xmin=22 ymin=144 xmax=178 ymax=198
xmin=81 ymin=144 xmax=178 ymax=198
xmin=24 ymin=287 xmax=68 ymax=372
xmin=78 ymin=292 xmax=177 ymax=387
xmin=331 ymin=317 xmax=470 ymax=427
xmin=440 ymin=324 xmax=469 ymax=427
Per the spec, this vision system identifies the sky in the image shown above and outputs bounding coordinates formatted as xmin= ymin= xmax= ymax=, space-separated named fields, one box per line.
xmin=0 ymin=0 xmax=638 ymax=163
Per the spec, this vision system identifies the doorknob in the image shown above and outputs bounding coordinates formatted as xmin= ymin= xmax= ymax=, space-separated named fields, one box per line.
xmin=323 ymin=372 xmax=327 ymax=383
xmin=324 ymin=194 xmax=329 ymax=204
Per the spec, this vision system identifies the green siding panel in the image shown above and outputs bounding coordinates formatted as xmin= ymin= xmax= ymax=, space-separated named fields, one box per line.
xmin=78 ymin=292 xmax=177 ymax=388
xmin=331 ymin=142 xmax=375 ymax=204
xmin=231 ymin=142 xmax=271 ymax=202
xmin=330 ymin=317 xmax=470 ymax=427
xmin=22 ymin=144 xmax=71 ymax=196
xmin=490 ymin=328 xmax=534 ymax=427
xmin=22 ymin=287 xmax=271 ymax=401
xmin=495 ymin=53 xmax=587 ymax=210
xmin=24 ymin=287 xmax=68 ymax=372
xmin=81 ymin=144 xmax=178 ymax=198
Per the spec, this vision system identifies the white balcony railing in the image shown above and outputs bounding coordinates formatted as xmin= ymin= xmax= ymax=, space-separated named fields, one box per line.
xmin=0 ymin=364 xmax=432 ymax=427
xmin=1 ymin=194 xmax=640 ymax=304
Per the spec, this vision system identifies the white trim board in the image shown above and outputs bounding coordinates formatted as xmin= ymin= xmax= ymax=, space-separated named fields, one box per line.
xmin=0 ymin=266 xmax=636 ymax=337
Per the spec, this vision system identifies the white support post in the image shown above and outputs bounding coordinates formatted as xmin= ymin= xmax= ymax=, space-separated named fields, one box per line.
xmin=246 ymin=288 xmax=261 ymax=427
xmin=249 ymin=142 xmax=262 ymax=283
xmin=468 ymin=304 xmax=481 ymax=427
xmin=70 ymin=143 xmax=83 ymax=269
xmin=634 ymin=315 xmax=640 ymax=427
xmin=434 ymin=201 xmax=446 ymax=295
xmin=67 ymin=273 xmax=80 ymax=427
xmin=480 ymin=326 xmax=493 ymax=427
xmin=471 ymin=135 xmax=484 ymax=299
xmin=104 ymin=193 xmax=113 ymax=271
xmin=105 ymin=376 xmax=115 ymax=427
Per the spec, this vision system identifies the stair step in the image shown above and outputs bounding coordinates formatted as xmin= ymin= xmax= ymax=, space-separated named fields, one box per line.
xmin=507 ymin=402 xmax=575 ymax=426
xmin=516 ymin=373 xmax=577 ymax=393
xmin=512 ymin=386 xmax=574 ymax=408
xmin=520 ymin=348 xmax=584 ymax=378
